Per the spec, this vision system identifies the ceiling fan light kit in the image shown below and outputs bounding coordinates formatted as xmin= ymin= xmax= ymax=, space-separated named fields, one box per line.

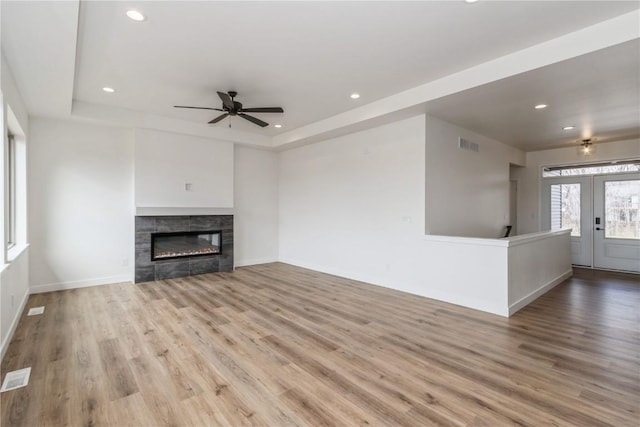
xmin=579 ymin=139 xmax=595 ymax=156
xmin=174 ymin=91 xmax=284 ymax=128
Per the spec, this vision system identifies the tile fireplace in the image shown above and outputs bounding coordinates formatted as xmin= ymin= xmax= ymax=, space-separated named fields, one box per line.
xmin=135 ymin=215 xmax=233 ymax=283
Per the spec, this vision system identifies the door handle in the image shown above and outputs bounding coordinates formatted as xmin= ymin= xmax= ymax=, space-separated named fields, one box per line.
xmin=595 ymin=227 xmax=605 ymax=231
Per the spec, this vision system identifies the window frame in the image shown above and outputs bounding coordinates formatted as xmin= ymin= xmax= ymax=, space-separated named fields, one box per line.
xmin=6 ymin=131 xmax=16 ymax=249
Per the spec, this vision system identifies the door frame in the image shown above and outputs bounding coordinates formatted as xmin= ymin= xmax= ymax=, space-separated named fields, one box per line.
xmin=540 ymin=171 xmax=639 ymax=271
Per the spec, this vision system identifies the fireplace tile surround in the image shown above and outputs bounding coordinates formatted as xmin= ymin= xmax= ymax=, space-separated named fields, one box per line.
xmin=135 ymin=215 xmax=233 ymax=283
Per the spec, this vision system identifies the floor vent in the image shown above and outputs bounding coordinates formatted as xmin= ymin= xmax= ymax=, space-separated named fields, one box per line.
xmin=1 ymin=367 xmax=31 ymax=392
xmin=28 ymin=306 xmax=45 ymax=316
xmin=459 ymin=137 xmax=479 ymax=152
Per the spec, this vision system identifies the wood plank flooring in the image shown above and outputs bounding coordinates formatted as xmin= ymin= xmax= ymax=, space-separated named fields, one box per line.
xmin=1 ymin=263 xmax=639 ymax=426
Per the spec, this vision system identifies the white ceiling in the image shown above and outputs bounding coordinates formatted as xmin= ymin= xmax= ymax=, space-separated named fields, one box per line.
xmin=426 ymin=39 xmax=640 ymax=151
xmin=2 ymin=1 xmax=640 ymax=151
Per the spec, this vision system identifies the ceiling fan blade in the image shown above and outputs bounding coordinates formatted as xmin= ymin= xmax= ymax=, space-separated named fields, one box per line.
xmin=174 ymin=105 xmax=224 ymax=111
xmin=217 ymin=92 xmax=235 ymax=110
xmin=208 ymin=113 xmax=229 ymax=124
xmin=240 ymin=107 xmax=284 ymax=113
xmin=239 ymin=113 xmax=269 ymax=127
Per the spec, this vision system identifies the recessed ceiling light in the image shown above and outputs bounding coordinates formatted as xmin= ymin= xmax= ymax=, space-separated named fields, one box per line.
xmin=126 ymin=10 xmax=146 ymax=22
xmin=534 ymin=104 xmax=547 ymax=109
xmin=102 ymin=87 xmax=115 ymax=93
xmin=562 ymin=126 xmax=575 ymax=130
xmin=350 ymin=93 xmax=360 ymax=99
xmin=465 ymin=0 xmax=479 ymax=3
xmin=274 ymin=124 xmax=282 ymax=128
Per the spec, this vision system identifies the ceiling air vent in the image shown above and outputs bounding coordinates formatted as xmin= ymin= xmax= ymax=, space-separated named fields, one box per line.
xmin=459 ymin=137 xmax=479 ymax=152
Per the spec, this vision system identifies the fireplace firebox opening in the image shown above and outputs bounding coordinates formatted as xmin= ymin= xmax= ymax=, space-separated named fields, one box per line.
xmin=151 ymin=230 xmax=221 ymax=261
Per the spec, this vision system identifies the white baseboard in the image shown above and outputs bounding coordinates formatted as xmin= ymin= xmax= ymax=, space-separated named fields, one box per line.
xmin=279 ymin=257 xmax=386 ymax=289
xmin=30 ymin=274 xmax=132 ymax=294
xmin=235 ymin=257 xmax=279 ymax=267
xmin=1 ymin=288 xmax=30 ymax=361
xmin=508 ymin=269 xmax=573 ymax=316
xmin=280 ymin=257 xmax=510 ymax=317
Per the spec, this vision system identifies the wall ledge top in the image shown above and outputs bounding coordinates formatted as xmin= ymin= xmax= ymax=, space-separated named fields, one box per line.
xmin=135 ymin=207 xmax=234 ymax=216
xmin=423 ymin=228 xmax=571 ymax=248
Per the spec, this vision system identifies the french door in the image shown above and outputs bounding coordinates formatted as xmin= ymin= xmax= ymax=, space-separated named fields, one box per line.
xmin=542 ymin=173 xmax=639 ymax=272
xmin=541 ymin=176 xmax=592 ymax=266
xmin=593 ymin=174 xmax=639 ymax=272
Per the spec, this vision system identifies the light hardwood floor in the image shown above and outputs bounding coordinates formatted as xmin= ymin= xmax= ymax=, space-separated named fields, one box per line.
xmin=1 ymin=263 xmax=639 ymax=426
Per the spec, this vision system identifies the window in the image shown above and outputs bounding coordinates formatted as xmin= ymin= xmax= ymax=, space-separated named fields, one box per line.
xmin=5 ymin=104 xmax=26 ymax=258
xmin=550 ymin=183 xmax=581 ymax=237
xmin=543 ymin=160 xmax=639 ymax=177
xmin=604 ymin=180 xmax=640 ymax=239
xmin=6 ymin=131 xmax=16 ymax=248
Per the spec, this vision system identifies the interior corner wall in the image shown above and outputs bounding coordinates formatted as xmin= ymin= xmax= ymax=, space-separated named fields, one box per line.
xmin=425 ymin=115 xmax=517 ymax=238
xmin=28 ymin=118 xmax=134 ymax=291
xmin=512 ymin=138 xmax=640 ymax=235
xmin=234 ymin=146 xmax=279 ymax=266
xmin=134 ymin=128 xmax=234 ymax=209
xmin=278 ymin=115 xmax=508 ymax=315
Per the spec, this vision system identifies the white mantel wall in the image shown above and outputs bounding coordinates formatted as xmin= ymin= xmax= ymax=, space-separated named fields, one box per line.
xmin=27 ymin=118 xmax=280 ymax=293
xmin=134 ymin=128 xmax=234 ymax=209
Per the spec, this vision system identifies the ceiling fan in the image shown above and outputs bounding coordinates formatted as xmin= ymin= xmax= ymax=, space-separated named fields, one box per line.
xmin=174 ymin=91 xmax=283 ymax=127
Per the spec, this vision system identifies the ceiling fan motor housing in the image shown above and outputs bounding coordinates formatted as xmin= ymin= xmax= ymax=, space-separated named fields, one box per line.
xmin=228 ymin=101 xmax=242 ymax=115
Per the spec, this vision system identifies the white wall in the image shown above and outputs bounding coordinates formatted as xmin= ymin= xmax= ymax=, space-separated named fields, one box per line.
xmin=1 ymin=51 xmax=28 ymax=137
xmin=279 ymin=115 xmax=509 ymax=316
xmin=28 ymin=120 xmax=279 ymax=292
xmin=29 ymin=118 xmax=134 ymax=291
xmin=425 ymin=115 xmax=523 ymax=238
xmin=27 ymin=120 xmax=279 ymax=293
xmin=513 ymin=138 xmax=640 ymax=234
xmin=280 ymin=116 xmax=426 ymax=284
xmin=234 ymin=146 xmax=279 ymax=266
xmin=134 ymin=129 xmax=233 ymax=209
xmin=507 ymin=230 xmax=572 ymax=314
xmin=1 ymin=50 xmax=31 ymax=359
xmin=0 ymin=249 xmax=28 ymax=359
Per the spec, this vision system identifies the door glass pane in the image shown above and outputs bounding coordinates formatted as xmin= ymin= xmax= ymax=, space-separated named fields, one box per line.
xmin=550 ymin=183 xmax=581 ymax=237
xmin=604 ymin=180 xmax=640 ymax=239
